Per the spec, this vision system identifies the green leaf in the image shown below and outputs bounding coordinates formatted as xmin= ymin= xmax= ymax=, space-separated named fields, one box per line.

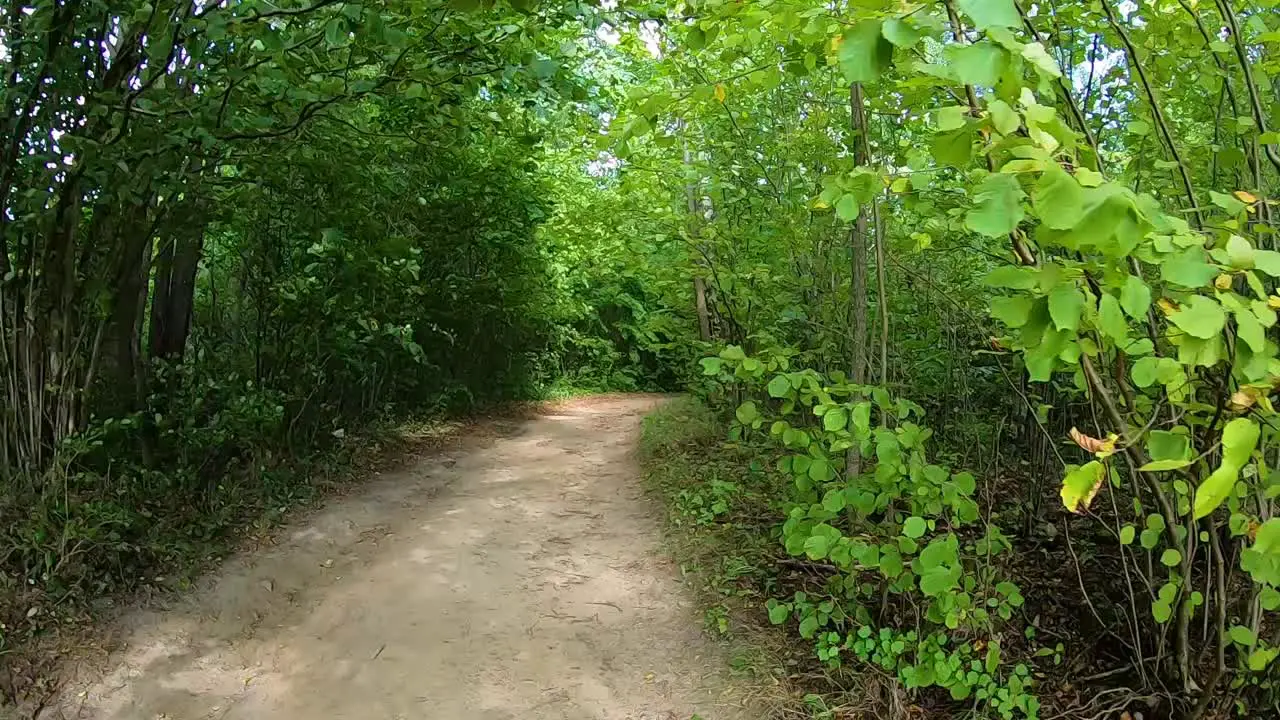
xmin=767 ymin=374 xmax=791 ymax=398
xmin=1248 ymin=648 xmax=1279 ymax=672
xmin=966 ymin=173 xmax=1025 ymax=237
xmin=931 ymin=127 xmax=974 ymax=167
xmin=700 ymin=357 xmax=723 ymax=375
xmin=835 ymin=193 xmax=859 ymax=221
xmin=838 ymin=21 xmax=893 ymax=84
xmin=1160 ymin=549 xmax=1182 ymax=567
xmin=735 ymin=401 xmax=760 ymax=425
xmin=1193 ymin=464 xmax=1239 ymax=520
xmin=1161 ymin=251 xmax=1219 ymax=288
xmin=1147 ymin=430 xmax=1190 ymax=462
xmin=1048 ymin=282 xmax=1083 ymax=332
xmin=1210 ymin=190 xmax=1246 ymax=215
xmin=881 ymin=17 xmax=921 ymax=48
xmin=949 ymin=42 xmax=1009 ymax=87
xmin=1255 ymin=250 xmax=1280 ymax=277
xmin=804 ymin=534 xmax=831 ymax=560
xmin=919 ymin=567 xmax=958 ymax=596
xmin=851 ymin=402 xmax=872 ymax=437
xmin=989 ymin=99 xmax=1019 ymax=135
xmin=767 ymin=602 xmax=789 ymax=624
xmin=1139 ymin=459 xmax=1192 ymax=472
xmin=1222 ymin=417 xmax=1261 ymax=468
xmin=798 ymin=614 xmax=820 ymax=638
xmin=1060 ymin=461 xmax=1105 ymax=514
xmin=983 ymin=265 xmax=1036 ymax=289
xmin=903 ymin=516 xmax=927 ymax=539
xmin=1131 ymin=356 xmax=1159 ymax=387
xmin=1152 ymin=600 xmax=1172 ymax=624
xmin=1236 ymin=309 xmax=1266 ymax=352
xmin=1119 ymin=525 xmax=1136 ymax=545
xmin=822 ymin=489 xmax=847 ymax=513
xmin=1034 ymin=166 xmax=1084 ymax=230
xmin=935 ymin=105 xmax=969 ymax=132
xmin=1120 ymin=275 xmax=1152 ymax=319
xmin=1098 ymin=294 xmax=1127 ymax=341
xmin=1169 ymin=296 xmax=1226 ymax=339
xmin=324 ymin=18 xmax=347 ymax=47
xmin=824 ymin=407 xmax=848 ymax=432
xmin=809 ymin=456 xmax=836 ymax=482
xmin=990 ymin=296 xmax=1034 ymax=327
xmin=1127 ymin=120 xmax=1151 ymax=136
xmin=1230 ymin=626 xmax=1258 ymax=646
xmin=1021 ymin=42 xmax=1061 ymax=78
xmin=1226 ymin=234 xmax=1255 ymax=269
xmin=957 ymin=0 xmax=1020 ymax=29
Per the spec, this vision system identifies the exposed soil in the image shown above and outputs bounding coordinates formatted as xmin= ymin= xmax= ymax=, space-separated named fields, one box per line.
xmin=36 ymin=395 xmax=750 ymax=720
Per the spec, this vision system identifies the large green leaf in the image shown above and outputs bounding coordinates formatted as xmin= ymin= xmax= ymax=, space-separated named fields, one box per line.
xmin=1161 ymin=251 xmax=1219 ymax=288
xmin=948 ymin=42 xmax=1009 ymax=87
xmin=990 ymin=296 xmax=1034 ymax=327
xmin=1034 ymin=165 xmax=1084 ymax=230
xmin=1193 ymin=464 xmax=1239 ymax=520
xmin=881 ymin=18 xmax=921 ymax=48
xmin=931 ymin=126 xmax=974 ymax=167
xmin=1169 ymin=296 xmax=1226 ymax=339
xmin=988 ymin=99 xmax=1020 ymax=135
xmin=838 ymin=21 xmax=893 ymax=84
xmin=965 ymin=173 xmax=1025 ymax=237
xmin=1194 ymin=418 xmax=1260 ymax=519
xmin=1120 ymin=275 xmax=1152 ymax=319
xmin=1048 ymin=282 xmax=1083 ymax=332
xmin=983 ymin=265 xmax=1037 ymax=289
xmin=1222 ymin=417 xmax=1261 ymax=468
xmin=957 ymin=0 xmax=1020 ymax=29
xmin=1097 ymin=293 xmax=1127 ymax=341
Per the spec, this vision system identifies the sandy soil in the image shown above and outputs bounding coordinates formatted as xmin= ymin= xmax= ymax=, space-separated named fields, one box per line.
xmin=39 ymin=395 xmax=750 ymax=720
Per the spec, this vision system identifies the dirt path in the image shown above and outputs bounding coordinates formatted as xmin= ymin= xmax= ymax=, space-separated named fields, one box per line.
xmin=42 ymin=396 xmax=749 ymax=720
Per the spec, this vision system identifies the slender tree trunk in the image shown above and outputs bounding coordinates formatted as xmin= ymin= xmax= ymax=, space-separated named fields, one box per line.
xmin=874 ymin=195 xmax=889 ymax=385
xmin=682 ymin=123 xmax=713 ymax=342
xmin=847 ymin=82 xmax=870 ymax=481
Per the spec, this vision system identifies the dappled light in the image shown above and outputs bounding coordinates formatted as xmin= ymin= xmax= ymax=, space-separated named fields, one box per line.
xmin=2 ymin=0 xmax=1280 ymax=718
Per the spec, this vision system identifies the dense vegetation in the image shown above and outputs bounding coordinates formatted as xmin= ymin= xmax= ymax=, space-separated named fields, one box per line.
xmin=4 ymin=0 xmax=1280 ymax=717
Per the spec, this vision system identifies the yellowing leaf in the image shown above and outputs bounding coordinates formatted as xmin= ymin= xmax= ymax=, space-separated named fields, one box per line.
xmin=1061 ymin=461 xmax=1105 ymax=514
xmin=1235 ymin=190 xmax=1258 ymax=204
xmin=714 ymin=83 xmax=726 ymax=103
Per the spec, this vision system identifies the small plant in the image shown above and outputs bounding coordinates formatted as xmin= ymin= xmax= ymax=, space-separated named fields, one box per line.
xmin=708 ymin=346 xmax=1042 ymax=718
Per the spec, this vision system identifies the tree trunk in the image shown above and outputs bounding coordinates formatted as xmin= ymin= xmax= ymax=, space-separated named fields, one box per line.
xmin=150 ymin=219 xmax=206 ymax=361
xmin=682 ymin=124 xmax=713 ymax=342
xmin=847 ymin=82 xmax=871 ymax=482
xmin=874 ymin=195 xmax=890 ymax=385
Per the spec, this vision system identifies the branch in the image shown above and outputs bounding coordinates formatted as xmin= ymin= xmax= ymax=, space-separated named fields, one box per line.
xmin=1099 ymin=0 xmax=1201 ymax=227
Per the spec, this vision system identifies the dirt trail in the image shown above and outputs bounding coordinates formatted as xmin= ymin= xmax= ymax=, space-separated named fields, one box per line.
xmin=42 ymin=395 xmax=750 ymax=720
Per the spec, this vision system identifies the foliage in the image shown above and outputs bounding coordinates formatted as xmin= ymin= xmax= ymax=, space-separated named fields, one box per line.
xmin=0 ymin=0 xmax=689 ymax=696
xmin=6 ymin=0 xmax=1280 ymax=716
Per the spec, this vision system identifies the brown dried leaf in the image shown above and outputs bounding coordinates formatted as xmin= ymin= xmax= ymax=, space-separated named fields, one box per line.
xmin=1231 ymin=390 xmax=1258 ymax=412
xmin=1069 ymin=427 xmax=1117 ymax=456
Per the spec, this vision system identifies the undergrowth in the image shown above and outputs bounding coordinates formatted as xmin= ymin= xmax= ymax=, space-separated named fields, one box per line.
xmin=640 ymin=397 xmax=878 ymax=719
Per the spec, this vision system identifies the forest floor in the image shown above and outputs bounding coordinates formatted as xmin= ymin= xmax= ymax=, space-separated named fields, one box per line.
xmin=31 ymin=395 xmax=753 ymax=720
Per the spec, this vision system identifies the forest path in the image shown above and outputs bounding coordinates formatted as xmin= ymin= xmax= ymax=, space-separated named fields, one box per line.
xmin=44 ymin=395 xmax=749 ymax=720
